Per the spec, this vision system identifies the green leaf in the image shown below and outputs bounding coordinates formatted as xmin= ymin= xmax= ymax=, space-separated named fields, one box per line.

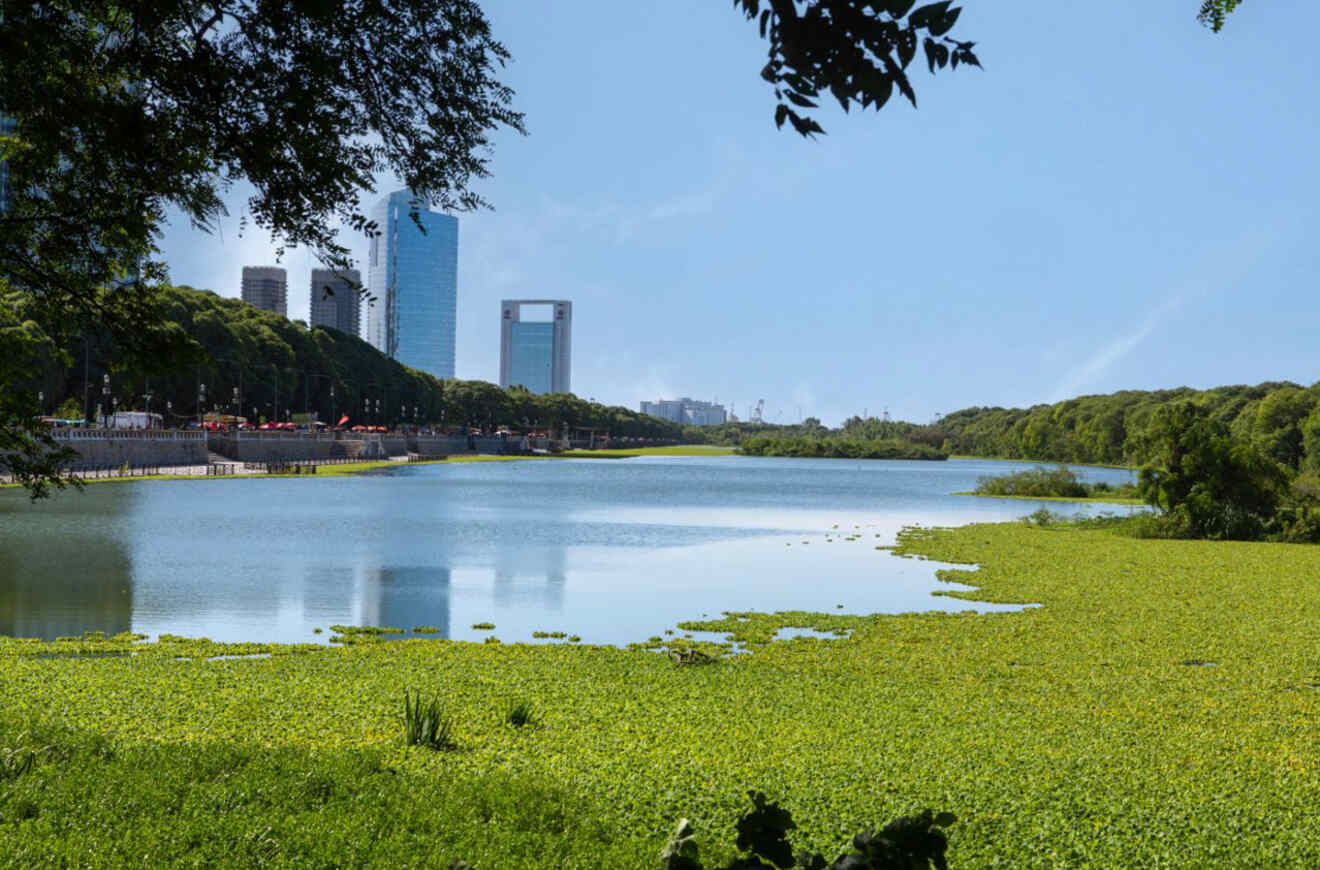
xmin=908 ymin=1 xmax=953 ymax=31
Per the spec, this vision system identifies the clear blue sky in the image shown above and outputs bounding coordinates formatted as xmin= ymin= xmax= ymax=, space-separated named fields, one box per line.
xmin=159 ymin=0 xmax=1319 ymax=426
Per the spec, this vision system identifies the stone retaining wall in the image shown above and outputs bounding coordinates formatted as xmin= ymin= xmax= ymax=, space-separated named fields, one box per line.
xmin=208 ymin=436 xmax=343 ymax=462
xmin=52 ymin=431 xmax=208 ymax=467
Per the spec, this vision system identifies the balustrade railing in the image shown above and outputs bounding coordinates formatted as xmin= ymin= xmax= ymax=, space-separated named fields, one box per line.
xmin=52 ymin=428 xmax=206 ymax=442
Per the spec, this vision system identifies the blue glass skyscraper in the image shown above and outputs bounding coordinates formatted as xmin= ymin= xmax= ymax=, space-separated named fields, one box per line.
xmin=366 ymin=190 xmax=458 ymax=378
xmin=0 ymin=115 xmax=15 ymax=214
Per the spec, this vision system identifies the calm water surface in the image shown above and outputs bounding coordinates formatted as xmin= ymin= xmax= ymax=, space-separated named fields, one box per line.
xmin=0 ymin=457 xmax=1136 ymax=644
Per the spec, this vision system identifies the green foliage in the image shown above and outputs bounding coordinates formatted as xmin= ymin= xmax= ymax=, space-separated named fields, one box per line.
xmin=976 ymin=466 xmax=1086 ymax=498
xmin=974 ymin=465 xmax=1139 ymax=501
xmin=1137 ymin=402 xmax=1290 ymax=540
xmin=735 ymin=0 xmax=980 ymax=137
xmin=738 ymin=437 xmax=946 ymax=460
xmin=0 ymin=292 xmax=79 ymax=499
xmin=937 ymin=381 xmax=1320 ymax=471
xmin=471 ymin=622 xmax=495 ymax=631
xmin=402 ymin=690 xmax=457 ymax=751
xmin=52 ymin=397 xmax=82 ymax=419
xmin=1198 ymin=0 xmax=1245 ymax=31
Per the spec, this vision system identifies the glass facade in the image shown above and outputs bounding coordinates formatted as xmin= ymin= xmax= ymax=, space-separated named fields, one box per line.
xmin=0 ymin=114 xmax=14 ymax=214
xmin=367 ymin=190 xmax=458 ymax=378
xmin=508 ymin=322 xmax=555 ymax=394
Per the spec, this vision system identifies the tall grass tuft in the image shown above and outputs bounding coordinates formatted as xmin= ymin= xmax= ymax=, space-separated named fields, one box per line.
xmin=403 ymin=690 xmax=457 ymax=751
xmin=506 ymin=700 xmax=539 ymax=729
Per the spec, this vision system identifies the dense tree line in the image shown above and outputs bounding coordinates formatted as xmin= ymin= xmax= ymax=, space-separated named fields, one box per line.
xmin=29 ymin=285 xmax=684 ymax=439
xmin=931 ymin=382 xmax=1320 ymax=474
xmin=738 ymin=436 xmax=946 ymax=460
xmin=949 ymin=384 xmax=1320 ymax=542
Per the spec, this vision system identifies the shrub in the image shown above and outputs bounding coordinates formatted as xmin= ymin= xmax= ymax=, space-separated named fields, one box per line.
xmin=975 ymin=466 xmax=1088 ymax=498
xmin=1137 ymin=402 xmax=1290 ymax=540
xmin=402 ymin=690 xmax=457 ymax=751
xmin=661 ymin=791 xmax=956 ymax=870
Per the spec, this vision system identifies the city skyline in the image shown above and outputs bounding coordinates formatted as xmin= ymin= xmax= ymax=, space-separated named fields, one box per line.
xmin=159 ymin=1 xmax=1320 ymax=425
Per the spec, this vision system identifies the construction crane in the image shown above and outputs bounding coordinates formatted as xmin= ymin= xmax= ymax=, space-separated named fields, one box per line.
xmin=750 ymin=399 xmax=765 ymax=424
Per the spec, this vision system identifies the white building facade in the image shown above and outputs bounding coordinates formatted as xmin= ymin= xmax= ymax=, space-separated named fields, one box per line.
xmin=640 ymin=398 xmax=728 ymax=426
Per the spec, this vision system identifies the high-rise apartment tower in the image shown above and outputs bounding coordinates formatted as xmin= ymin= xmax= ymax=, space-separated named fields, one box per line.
xmin=366 ymin=190 xmax=458 ymax=378
xmin=240 ymin=266 xmax=288 ymax=316
xmin=499 ymin=300 xmax=572 ymax=395
xmin=309 ymin=269 xmax=362 ymax=336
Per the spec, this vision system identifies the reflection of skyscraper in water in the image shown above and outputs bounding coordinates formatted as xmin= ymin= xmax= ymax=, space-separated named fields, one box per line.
xmin=359 ymin=566 xmax=453 ymax=639
xmin=301 ymin=565 xmax=360 ymax=629
xmin=493 ymin=547 xmax=565 ymax=610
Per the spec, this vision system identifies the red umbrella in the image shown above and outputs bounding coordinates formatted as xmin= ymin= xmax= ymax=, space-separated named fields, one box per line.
xmin=338 ymin=415 xmax=350 ymax=426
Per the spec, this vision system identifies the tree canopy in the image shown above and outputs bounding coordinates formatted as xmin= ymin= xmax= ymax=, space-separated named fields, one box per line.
xmin=0 ymin=0 xmax=523 ymax=492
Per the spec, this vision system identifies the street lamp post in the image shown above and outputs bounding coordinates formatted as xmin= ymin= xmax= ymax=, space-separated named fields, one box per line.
xmin=232 ymin=387 xmax=240 ymax=425
xmin=198 ymin=382 xmax=206 ymax=429
xmin=102 ymin=374 xmax=111 ymax=428
xmin=37 ymin=391 xmax=43 ymax=416
xmin=166 ymin=401 xmax=172 ymax=430
xmin=330 ymin=385 xmax=336 ymax=428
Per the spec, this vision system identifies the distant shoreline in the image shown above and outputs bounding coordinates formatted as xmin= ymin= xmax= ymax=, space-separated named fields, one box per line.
xmin=953 ymin=490 xmax=1145 ymax=506
xmin=1 ymin=447 xmax=741 ymax=492
xmin=948 ymin=455 xmax=1138 ymax=471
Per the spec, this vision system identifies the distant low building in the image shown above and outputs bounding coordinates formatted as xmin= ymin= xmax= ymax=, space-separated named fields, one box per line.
xmin=640 ymin=398 xmax=727 ymax=426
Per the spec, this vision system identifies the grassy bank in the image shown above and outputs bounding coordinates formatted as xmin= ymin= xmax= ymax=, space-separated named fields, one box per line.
xmin=3 ymin=524 xmax=1319 ymax=867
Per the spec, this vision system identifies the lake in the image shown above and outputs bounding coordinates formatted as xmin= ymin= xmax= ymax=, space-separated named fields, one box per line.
xmin=0 ymin=456 xmax=1137 ymax=645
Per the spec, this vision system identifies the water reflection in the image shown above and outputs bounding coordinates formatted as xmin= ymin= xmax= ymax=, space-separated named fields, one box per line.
xmin=0 ymin=458 xmax=1137 ymax=644
xmin=0 ymin=484 xmax=136 ymax=640
xmin=361 ymin=567 xmax=452 ymax=638
xmin=0 ymin=532 xmax=133 ymax=640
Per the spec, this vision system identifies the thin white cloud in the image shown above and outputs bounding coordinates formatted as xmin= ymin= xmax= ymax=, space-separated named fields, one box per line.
xmin=1050 ymin=293 xmax=1185 ymax=402
xmin=1049 ymin=230 xmax=1274 ymax=402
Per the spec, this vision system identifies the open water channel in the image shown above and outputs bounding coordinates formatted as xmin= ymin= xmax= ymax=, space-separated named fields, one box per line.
xmin=0 ymin=456 xmax=1137 ymax=645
